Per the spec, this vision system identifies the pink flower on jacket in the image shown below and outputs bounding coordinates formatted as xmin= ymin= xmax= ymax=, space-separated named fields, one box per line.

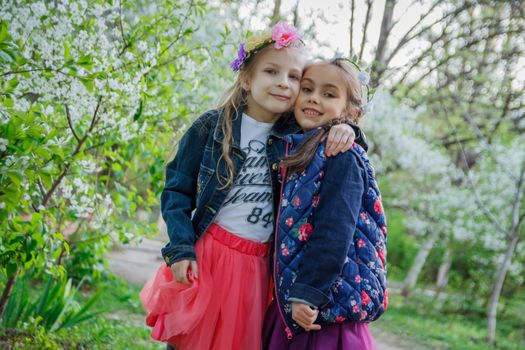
xmin=360 ymin=310 xmax=368 ymax=320
xmin=353 ymin=304 xmax=359 ymax=313
xmin=355 ymin=275 xmax=362 ymax=283
xmin=312 ymin=194 xmax=320 ymax=207
xmin=377 ymin=249 xmax=386 ymax=268
xmin=361 ymin=291 xmax=371 ymax=305
xmin=285 ymin=217 xmax=294 ymax=227
xmin=357 ymin=239 xmax=366 ymax=248
xmin=335 ymin=316 xmax=345 ymax=323
xmin=293 ymin=196 xmax=301 ymax=207
xmin=374 ymin=199 xmax=383 ymax=214
xmin=381 ymin=225 xmax=387 ymax=234
xmin=281 ymin=243 xmax=289 ymax=256
xmin=272 ymin=21 xmax=301 ymax=49
xmin=298 ymin=223 xmax=313 ymax=241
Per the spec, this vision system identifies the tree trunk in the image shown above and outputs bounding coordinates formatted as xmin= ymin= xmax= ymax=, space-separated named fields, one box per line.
xmin=436 ymin=247 xmax=452 ymax=289
xmin=487 ymin=232 xmax=520 ymax=345
xmin=435 ymin=247 xmax=452 ymax=300
xmin=292 ymin=0 xmax=300 ymax=28
xmin=371 ymin=0 xmax=395 ymax=87
xmin=487 ymin=158 xmax=524 ymax=344
xmin=401 ymin=230 xmax=439 ymax=297
xmin=349 ymin=0 xmax=355 ymax=56
xmin=270 ymin=0 xmax=282 ymax=25
xmin=358 ymin=0 xmax=373 ymax=61
xmin=0 ymin=265 xmax=20 ymax=321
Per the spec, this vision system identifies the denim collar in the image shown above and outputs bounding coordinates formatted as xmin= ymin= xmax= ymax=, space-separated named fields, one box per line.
xmin=284 ymin=126 xmax=319 ymax=146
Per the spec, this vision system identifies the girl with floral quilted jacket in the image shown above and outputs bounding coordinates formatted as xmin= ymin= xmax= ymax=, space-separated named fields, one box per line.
xmin=263 ymin=58 xmax=388 ymax=350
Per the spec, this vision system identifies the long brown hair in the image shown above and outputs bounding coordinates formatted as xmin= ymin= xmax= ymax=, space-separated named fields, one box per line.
xmin=280 ymin=58 xmax=364 ymax=174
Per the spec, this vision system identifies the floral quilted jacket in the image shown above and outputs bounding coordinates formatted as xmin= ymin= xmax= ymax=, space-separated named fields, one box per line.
xmin=273 ymin=131 xmax=388 ymax=337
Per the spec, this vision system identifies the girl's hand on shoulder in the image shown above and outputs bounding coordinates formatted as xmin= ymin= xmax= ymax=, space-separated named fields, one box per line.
xmin=326 ymin=123 xmax=355 ymax=156
xmin=291 ymin=302 xmax=321 ymax=332
xmin=170 ymin=259 xmax=199 ymax=285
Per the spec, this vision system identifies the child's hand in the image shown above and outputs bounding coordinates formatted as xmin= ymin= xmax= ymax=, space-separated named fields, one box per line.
xmin=170 ymin=259 xmax=199 ymax=285
xmin=291 ymin=302 xmax=321 ymax=332
xmin=326 ymin=123 xmax=355 ymax=156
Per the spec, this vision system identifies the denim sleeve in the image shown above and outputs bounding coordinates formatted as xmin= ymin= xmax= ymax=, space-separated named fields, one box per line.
xmin=289 ymin=150 xmax=365 ymax=307
xmin=350 ymin=124 xmax=368 ymax=151
xmin=160 ymin=112 xmax=213 ymax=266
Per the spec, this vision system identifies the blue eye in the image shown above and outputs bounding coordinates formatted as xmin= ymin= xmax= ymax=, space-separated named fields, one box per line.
xmin=324 ymin=92 xmax=335 ymax=98
xmin=301 ymin=87 xmax=312 ymax=93
xmin=265 ymin=69 xmax=277 ymax=74
xmin=289 ymin=75 xmax=300 ymax=81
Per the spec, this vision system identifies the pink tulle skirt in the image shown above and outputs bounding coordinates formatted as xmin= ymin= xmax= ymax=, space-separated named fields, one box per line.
xmin=140 ymin=224 xmax=272 ymax=350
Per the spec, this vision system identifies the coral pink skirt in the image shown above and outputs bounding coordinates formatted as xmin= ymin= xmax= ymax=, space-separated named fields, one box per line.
xmin=140 ymin=224 xmax=272 ymax=350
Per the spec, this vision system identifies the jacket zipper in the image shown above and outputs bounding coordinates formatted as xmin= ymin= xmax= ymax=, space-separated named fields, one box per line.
xmin=273 ymin=142 xmax=294 ymax=339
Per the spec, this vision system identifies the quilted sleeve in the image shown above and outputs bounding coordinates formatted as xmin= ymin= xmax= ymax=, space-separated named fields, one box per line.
xmin=289 ymin=150 xmax=366 ymax=307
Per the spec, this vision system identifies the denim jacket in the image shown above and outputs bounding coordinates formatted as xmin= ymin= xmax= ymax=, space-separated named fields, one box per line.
xmin=160 ymin=108 xmax=368 ymax=266
xmin=160 ymin=108 xmax=302 ymax=265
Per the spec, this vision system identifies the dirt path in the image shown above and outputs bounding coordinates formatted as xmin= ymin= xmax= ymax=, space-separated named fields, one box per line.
xmin=108 ymin=237 xmax=406 ymax=350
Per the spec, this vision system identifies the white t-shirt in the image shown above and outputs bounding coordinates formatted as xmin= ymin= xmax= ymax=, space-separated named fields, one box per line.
xmin=214 ymin=113 xmax=274 ymax=242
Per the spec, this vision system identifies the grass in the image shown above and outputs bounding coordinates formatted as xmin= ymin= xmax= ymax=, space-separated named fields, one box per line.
xmin=372 ymin=289 xmax=525 ymax=350
xmin=73 ymin=277 xmax=163 ymax=350
xmin=1 ymin=276 xmax=163 ymax=350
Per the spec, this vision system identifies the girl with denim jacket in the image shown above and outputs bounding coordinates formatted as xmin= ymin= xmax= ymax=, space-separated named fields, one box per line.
xmin=263 ymin=59 xmax=387 ymax=350
xmin=139 ymin=23 xmax=365 ymax=350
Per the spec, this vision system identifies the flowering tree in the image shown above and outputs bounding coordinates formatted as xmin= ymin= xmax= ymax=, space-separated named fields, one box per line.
xmin=365 ymin=91 xmax=525 ymax=344
xmin=0 ymin=0 xmax=230 ymax=320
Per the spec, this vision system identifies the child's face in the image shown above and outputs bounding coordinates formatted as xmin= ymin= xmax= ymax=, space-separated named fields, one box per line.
xmin=243 ymin=46 xmax=305 ymax=123
xmin=294 ymin=64 xmax=348 ymax=131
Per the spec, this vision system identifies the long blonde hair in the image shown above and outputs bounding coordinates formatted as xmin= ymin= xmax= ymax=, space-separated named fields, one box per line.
xmin=215 ymin=56 xmax=257 ymax=188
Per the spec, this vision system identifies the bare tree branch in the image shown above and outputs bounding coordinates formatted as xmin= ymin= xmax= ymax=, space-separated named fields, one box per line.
xmin=358 ymin=0 xmax=373 ymax=61
xmin=384 ymin=0 xmax=474 ymax=69
xmin=349 ymin=0 xmax=355 ymax=57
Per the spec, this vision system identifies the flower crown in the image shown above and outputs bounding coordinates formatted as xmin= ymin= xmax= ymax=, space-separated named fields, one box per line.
xmin=332 ymin=52 xmax=375 ymax=113
xmin=231 ymin=21 xmax=303 ymax=72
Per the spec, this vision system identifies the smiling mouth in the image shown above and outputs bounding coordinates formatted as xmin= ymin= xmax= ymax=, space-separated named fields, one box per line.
xmin=270 ymin=94 xmax=290 ymax=101
xmin=303 ymin=108 xmax=322 ymax=117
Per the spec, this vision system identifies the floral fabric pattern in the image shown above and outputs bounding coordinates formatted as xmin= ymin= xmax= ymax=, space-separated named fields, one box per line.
xmin=274 ymin=133 xmax=388 ymax=334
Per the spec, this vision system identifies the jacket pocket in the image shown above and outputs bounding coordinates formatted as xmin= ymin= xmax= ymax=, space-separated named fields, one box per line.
xmin=197 ymin=163 xmax=215 ymax=199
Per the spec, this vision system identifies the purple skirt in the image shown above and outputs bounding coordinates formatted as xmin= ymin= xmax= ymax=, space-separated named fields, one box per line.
xmin=263 ymin=301 xmax=377 ymax=350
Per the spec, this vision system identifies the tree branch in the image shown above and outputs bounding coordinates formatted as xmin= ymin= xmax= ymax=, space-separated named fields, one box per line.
xmin=40 ymin=96 xmax=103 ymax=208
xmin=358 ymin=0 xmax=373 ymax=61
xmin=349 ymin=0 xmax=355 ymax=57
xmin=65 ymin=104 xmax=81 ymax=144
xmin=384 ymin=0 xmax=474 ymax=68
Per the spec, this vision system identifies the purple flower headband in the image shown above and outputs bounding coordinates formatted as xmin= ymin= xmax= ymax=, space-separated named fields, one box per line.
xmin=231 ymin=21 xmax=303 ymax=72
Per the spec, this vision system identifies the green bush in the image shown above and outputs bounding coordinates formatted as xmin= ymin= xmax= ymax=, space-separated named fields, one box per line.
xmin=384 ymin=209 xmax=418 ymax=281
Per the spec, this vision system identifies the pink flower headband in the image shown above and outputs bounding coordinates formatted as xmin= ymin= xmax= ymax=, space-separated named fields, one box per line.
xmin=231 ymin=21 xmax=303 ymax=72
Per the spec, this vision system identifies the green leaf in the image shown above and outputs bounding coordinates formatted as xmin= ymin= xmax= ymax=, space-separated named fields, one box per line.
xmin=0 ymin=20 xmax=8 ymax=43
xmin=6 ymin=261 xmax=18 ymax=278
xmin=79 ymin=77 xmax=94 ymax=92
